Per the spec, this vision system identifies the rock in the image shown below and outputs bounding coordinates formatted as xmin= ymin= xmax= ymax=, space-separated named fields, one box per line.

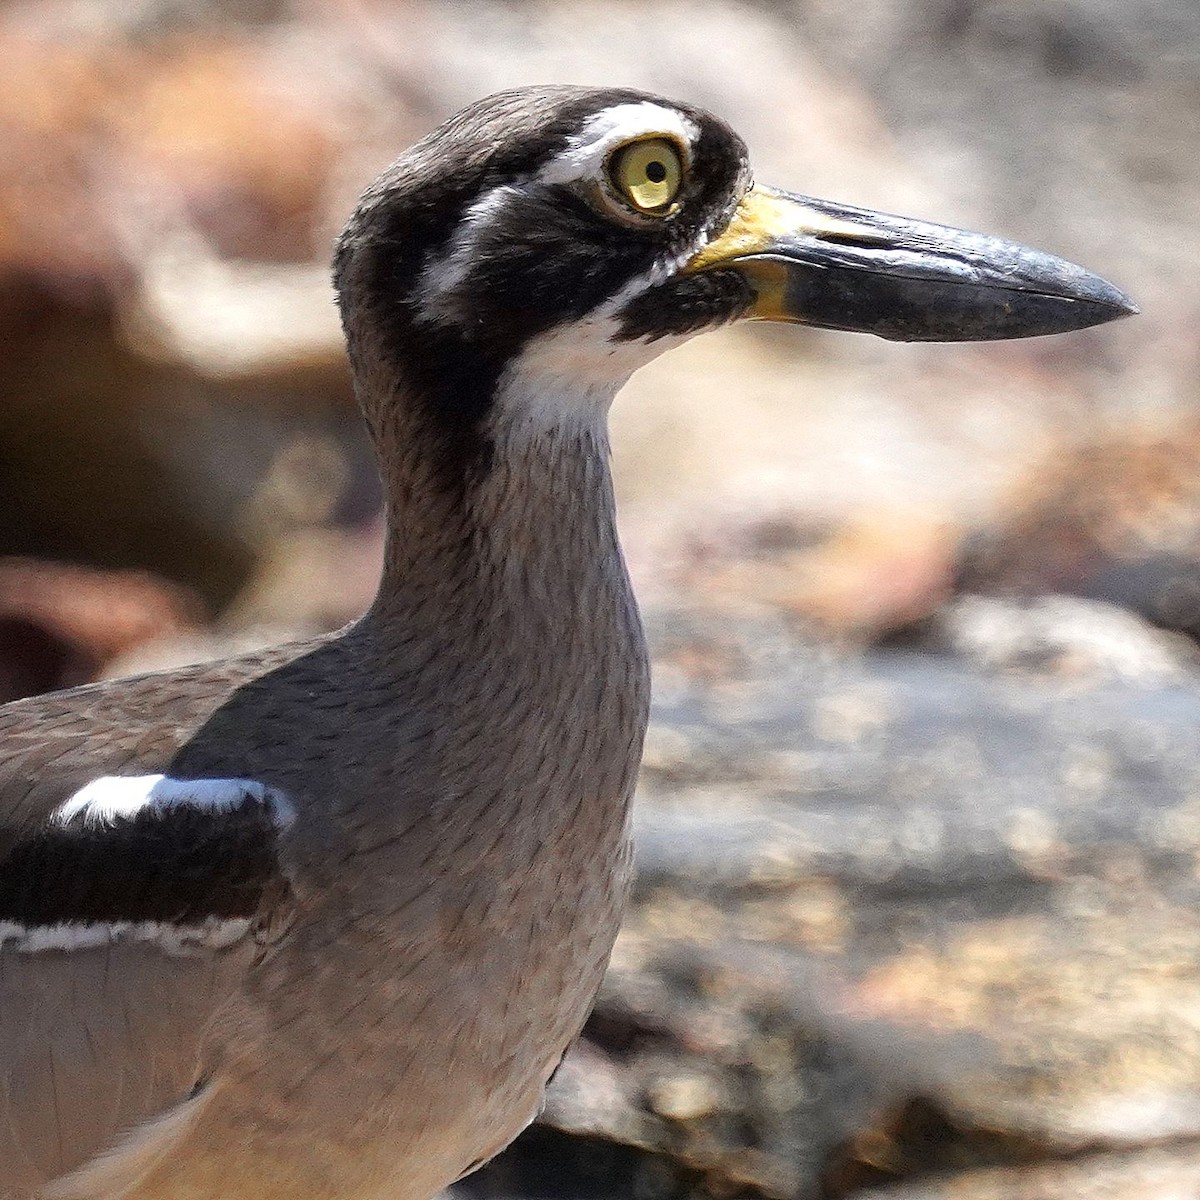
xmin=960 ymin=427 xmax=1200 ymax=644
xmin=922 ymin=594 xmax=1200 ymax=684
xmin=857 ymin=1143 xmax=1200 ymax=1200
xmin=671 ymin=509 xmax=959 ymax=644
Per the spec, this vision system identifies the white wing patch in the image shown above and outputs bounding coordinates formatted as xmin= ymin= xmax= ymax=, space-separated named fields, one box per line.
xmin=0 ymin=917 xmax=252 ymax=955
xmin=0 ymin=774 xmax=294 ymax=957
xmin=536 ymin=102 xmax=699 ymax=186
xmin=53 ymin=774 xmax=294 ymax=827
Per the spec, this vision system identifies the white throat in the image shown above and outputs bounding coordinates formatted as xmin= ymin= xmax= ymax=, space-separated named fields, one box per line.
xmin=488 ymin=315 xmax=691 ymax=446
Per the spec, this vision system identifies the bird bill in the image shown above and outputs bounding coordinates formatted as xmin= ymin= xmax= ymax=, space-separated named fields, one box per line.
xmin=686 ymin=184 xmax=1137 ymax=341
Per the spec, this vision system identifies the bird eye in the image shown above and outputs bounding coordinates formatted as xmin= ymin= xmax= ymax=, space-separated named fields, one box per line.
xmin=608 ymin=137 xmax=684 ymax=215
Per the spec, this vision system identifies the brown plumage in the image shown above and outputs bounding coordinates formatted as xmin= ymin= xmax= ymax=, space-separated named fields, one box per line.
xmin=0 ymin=86 xmax=1133 ymax=1200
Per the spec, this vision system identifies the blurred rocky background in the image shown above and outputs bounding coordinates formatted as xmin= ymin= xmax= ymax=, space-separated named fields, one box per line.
xmin=3 ymin=0 xmax=1200 ymax=1196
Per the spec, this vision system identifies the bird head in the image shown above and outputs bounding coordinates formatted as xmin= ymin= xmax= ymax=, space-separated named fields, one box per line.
xmin=334 ymin=86 xmax=1134 ymax=485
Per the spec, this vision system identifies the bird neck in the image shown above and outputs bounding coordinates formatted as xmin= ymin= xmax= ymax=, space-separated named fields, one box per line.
xmin=363 ymin=408 xmax=635 ymax=654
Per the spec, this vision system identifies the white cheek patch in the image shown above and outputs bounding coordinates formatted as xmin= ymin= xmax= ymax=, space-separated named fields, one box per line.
xmin=488 ymin=222 xmax=723 ymax=433
xmin=52 ymin=774 xmax=294 ymax=828
xmin=536 ymin=102 xmax=699 ymax=187
xmin=486 ymin=230 xmax=727 ymax=440
xmin=493 ymin=314 xmax=631 ymax=429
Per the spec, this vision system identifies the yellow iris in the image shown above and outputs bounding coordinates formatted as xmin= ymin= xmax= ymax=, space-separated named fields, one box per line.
xmin=609 ymin=138 xmax=684 ymax=214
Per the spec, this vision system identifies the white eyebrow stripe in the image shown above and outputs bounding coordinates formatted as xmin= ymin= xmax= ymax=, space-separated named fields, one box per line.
xmin=414 ymin=183 xmax=518 ymax=319
xmin=52 ymin=774 xmax=294 ymax=827
xmin=537 ymin=102 xmax=699 ymax=187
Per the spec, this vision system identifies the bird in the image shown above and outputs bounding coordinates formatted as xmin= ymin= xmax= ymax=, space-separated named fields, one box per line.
xmin=0 ymin=86 xmax=1133 ymax=1200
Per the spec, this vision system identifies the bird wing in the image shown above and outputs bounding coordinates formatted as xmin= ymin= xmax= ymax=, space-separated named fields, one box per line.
xmin=0 ymin=643 xmax=313 ymax=1194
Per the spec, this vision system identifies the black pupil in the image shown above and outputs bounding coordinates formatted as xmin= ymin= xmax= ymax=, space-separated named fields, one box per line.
xmin=645 ymin=160 xmax=668 ymax=183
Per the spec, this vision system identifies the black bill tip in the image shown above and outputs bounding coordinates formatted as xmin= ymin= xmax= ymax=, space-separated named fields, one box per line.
xmin=767 ymin=252 xmax=1140 ymax=343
